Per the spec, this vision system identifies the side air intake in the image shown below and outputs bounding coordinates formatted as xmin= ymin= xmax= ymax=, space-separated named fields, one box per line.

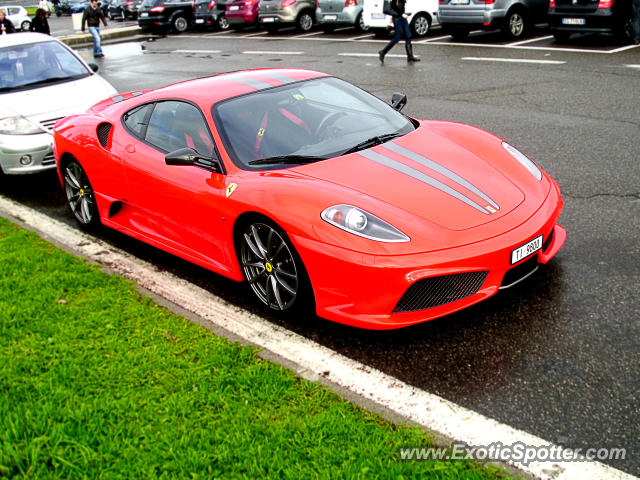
xmin=96 ymin=122 xmax=112 ymax=147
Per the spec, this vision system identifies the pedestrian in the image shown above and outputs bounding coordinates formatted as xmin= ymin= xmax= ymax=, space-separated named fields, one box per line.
xmin=632 ymin=0 xmax=640 ymax=45
xmin=38 ymin=0 xmax=52 ymax=17
xmin=0 ymin=10 xmax=16 ymax=34
xmin=378 ymin=0 xmax=420 ymax=64
xmin=81 ymin=0 xmax=108 ymax=58
xmin=30 ymin=8 xmax=51 ymax=35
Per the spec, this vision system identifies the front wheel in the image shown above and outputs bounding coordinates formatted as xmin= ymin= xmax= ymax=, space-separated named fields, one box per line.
xmin=410 ymin=13 xmax=430 ymax=37
xmin=172 ymin=14 xmax=189 ymax=33
xmin=21 ymin=20 xmax=30 ymax=31
xmin=296 ymin=11 xmax=314 ymax=32
xmin=62 ymin=160 xmax=100 ymax=230
xmin=239 ymin=221 xmax=312 ymax=313
xmin=502 ymin=9 xmax=528 ymax=39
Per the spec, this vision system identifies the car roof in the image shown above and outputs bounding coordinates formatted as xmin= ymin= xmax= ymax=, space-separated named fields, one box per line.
xmin=0 ymin=32 xmax=61 ymax=49
xmin=143 ymin=68 xmax=331 ymax=107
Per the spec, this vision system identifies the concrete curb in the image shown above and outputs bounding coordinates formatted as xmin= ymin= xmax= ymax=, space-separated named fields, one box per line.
xmin=58 ymin=25 xmax=142 ymax=46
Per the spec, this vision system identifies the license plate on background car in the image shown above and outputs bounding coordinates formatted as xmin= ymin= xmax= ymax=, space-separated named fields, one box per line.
xmin=229 ymin=5 xmax=240 ymax=10
xmin=195 ymin=18 xmax=204 ymax=23
xmin=511 ymin=235 xmax=543 ymax=264
xmin=562 ymin=17 xmax=585 ymax=25
xmin=140 ymin=12 xmax=148 ymax=17
xmin=451 ymin=0 xmax=470 ymax=4
xmin=261 ymin=17 xmax=275 ymax=22
xmin=371 ymin=12 xmax=384 ymax=19
xmin=324 ymin=14 xmax=337 ymax=20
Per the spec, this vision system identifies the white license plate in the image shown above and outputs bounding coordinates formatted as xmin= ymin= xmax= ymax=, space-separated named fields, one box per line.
xmin=562 ymin=17 xmax=585 ymax=25
xmin=324 ymin=14 xmax=337 ymax=20
xmin=229 ymin=5 xmax=240 ymax=10
xmin=511 ymin=235 xmax=543 ymax=264
xmin=140 ymin=12 xmax=148 ymax=17
xmin=451 ymin=0 xmax=470 ymax=4
xmin=261 ymin=17 xmax=275 ymax=22
xmin=195 ymin=18 xmax=204 ymax=23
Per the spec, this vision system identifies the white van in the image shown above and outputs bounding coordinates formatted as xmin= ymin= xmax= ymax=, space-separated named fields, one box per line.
xmin=362 ymin=0 xmax=440 ymax=37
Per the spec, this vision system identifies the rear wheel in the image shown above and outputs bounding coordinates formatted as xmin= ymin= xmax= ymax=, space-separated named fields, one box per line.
xmin=21 ymin=20 xmax=30 ymax=31
xmin=172 ymin=14 xmax=189 ymax=33
xmin=296 ymin=10 xmax=314 ymax=32
xmin=239 ymin=220 xmax=312 ymax=314
xmin=410 ymin=13 xmax=430 ymax=37
xmin=355 ymin=11 xmax=369 ymax=32
xmin=62 ymin=160 xmax=100 ymax=230
xmin=217 ymin=14 xmax=229 ymax=30
xmin=502 ymin=8 xmax=528 ymax=39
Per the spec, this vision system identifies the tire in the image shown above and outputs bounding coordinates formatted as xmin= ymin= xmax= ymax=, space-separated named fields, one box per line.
xmin=238 ymin=220 xmax=313 ymax=314
xmin=296 ymin=10 xmax=314 ymax=32
xmin=450 ymin=27 xmax=469 ymax=40
xmin=502 ymin=8 xmax=528 ymax=40
xmin=62 ymin=160 xmax=101 ymax=230
xmin=355 ymin=11 xmax=369 ymax=32
xmin=552 ymin=30 xmax=570 ymax=42
xmin=410 ymin=13 xmax=430 ymax=37
xmin=172 ymin=14 xmax=189 ymax=33
xmin=217 ymin=14 xmax=229 ymax=30
xmin=21 ymin=20 xmax=30 ymax=31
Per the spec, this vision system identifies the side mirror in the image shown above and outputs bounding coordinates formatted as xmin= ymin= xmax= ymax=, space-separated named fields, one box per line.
xmin=165 ymin=147 xmax=225 ymax=174
xmin=391 ymin=92 xmax=407 ymax=111
xmin=88 ymin=63 xmax=99 ymax=73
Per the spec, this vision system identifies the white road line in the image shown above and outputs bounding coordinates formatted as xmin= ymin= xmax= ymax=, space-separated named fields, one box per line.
xmin=0 ymin=194 xmax=636 ymax=480
xmin=172 ymin=49 xmax=222 ymax=54
xmin=293 ymin=31 xmax=324 ymax=37
xmin=338 ymin=52 xmax=404 ymax=58
xmin=462 ymin=56 xmax=566 ymax=64
xmin=243 ymin=50 xmax=304 ymax=55
xmin=507 ymin=35 xmax=554 ymax=46
xmin=350 ymin=33 xmax=376 ymax=40
xmin=205 ymin=30 xmax=233 ymax=36
xmin=609 ymin=44 xmax=640 ymax=53
xmin=415 ymin=34 xmax=453 ymax=43
xmin=626 ymin=64 xmax=640 ymax=68
xmin=241 ymin=31 xmax=267 ymax=37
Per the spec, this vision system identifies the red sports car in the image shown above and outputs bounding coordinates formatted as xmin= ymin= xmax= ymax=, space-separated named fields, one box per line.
xmin=53 ymin=68 xmax=566 ymax=330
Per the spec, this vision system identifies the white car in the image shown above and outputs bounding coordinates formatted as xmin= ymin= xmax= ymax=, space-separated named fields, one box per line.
xmin=0 ymin=5 xmax=32 ymax=31
xmin=0 ymin=33 xmax=117 ymax=175
xmin=362 ymin=0 xmax=439 ymax=37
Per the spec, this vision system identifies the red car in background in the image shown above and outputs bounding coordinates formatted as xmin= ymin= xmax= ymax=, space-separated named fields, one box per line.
xmin=53 ymin=69 xmax=565 ymax=330
xmin=225 ymin=0 xmax=260 ymax=29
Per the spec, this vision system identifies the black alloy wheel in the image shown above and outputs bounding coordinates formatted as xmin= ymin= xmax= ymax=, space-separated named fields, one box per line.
xmin=173 ymin=14 xmax=189 ymax=32
xmin=63 ymin=160 xmax=100 ymax=229
xmin=240 ymin=221 xmax=308 ymax=312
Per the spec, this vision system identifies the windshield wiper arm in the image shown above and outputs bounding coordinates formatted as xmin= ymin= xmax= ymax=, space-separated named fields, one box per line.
xmin=341 ymin=133 xmax=403 ymax=156
xmin=248 ymin=155 xmax=325 ymax=166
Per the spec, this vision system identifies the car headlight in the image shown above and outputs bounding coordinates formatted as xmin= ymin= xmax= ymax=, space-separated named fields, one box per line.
xmin=321 ymin=205 xmax=410 ymax=242
xmin=502 ymin=142 xmax=542 ymax=181
xmin=0 ymin=116 xmax=44 ymax=135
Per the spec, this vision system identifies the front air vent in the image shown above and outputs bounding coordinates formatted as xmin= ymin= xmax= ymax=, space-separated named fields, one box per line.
xmin=97 ymin=122 xmax=113 ymax=147
xmin=40 ymin=117 xmax=64 ymax=133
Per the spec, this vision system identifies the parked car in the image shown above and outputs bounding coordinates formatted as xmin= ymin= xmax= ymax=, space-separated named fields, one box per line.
xmin=193 ymin=0 xmax=229 ymax=30
xmin=52 ymin=68 xmax=565 ymax=329
xmin=0 ymin=33 xmax=116 ymax=176
xmin=225 ymin=0 xmax=260 ymax=29
xmin=362 ymin=0 xmax=439 ymax=37
xmin=109 ymin=0 xmax=141 ymax=20
xmin=0 ymin=6 xmax=31 ymax=32
xmin=316 ymin=0 xmax=369 ymax=32
xmin=258 ymin=0 xmax=317 ymax=33
xmin=138 ymin=0 xmax=194 ymax=32
xmin=438 ymin=0 xmax=549 ymax=40
xmin=548 ymin=0 xmax=633 ymax=43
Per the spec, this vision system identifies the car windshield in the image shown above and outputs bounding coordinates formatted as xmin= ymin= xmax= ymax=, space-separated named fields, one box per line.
xmin=0 ymin=41 xmax=91 ymax=93
xmin=213 ymin=76 xmax=415 ymax=170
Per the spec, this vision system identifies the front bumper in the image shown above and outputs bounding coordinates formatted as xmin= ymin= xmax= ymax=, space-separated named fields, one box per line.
xmin=294 ymin=182 xmax=565 ymax=330
xmin=0 ymin=132 xmax=56 ymax=175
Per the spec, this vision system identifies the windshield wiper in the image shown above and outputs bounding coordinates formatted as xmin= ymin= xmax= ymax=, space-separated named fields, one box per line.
xmin=341 ymin=133 xmax=403 ymax=156
xmin=248 ymin=155 xmax=325 ymax=166
xmin=15 ymin=75 xmax=87 ymax=89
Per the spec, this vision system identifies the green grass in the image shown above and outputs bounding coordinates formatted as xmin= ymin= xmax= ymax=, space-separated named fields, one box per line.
xmin=0 ymin=218 xmax=512 ymax=479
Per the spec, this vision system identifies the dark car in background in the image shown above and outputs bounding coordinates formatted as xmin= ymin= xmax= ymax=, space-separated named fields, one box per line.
xmin=548 ymin=0 xmax=633 ymax=43
xmin=225 ymin=0 xmax=260 ymax=29
xmin=193 ymin=0 xmax=230 ymax=30
xmin=138 ymin=0 xmax=194 ymax=32
xmin=56 ymin=0 xmax=110 ymax=16
xmin=109 ymin=0 xmax=141 ymax=19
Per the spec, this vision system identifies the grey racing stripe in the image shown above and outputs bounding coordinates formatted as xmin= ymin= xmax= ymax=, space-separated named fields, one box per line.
xmin=249 ymin=71 xmax=299 ymax=84
xmin=384 ymin=141 xmax=500 ymax=210
xmin=229 ymin=75 xmax=275 ymax=90
xmin=359 ymin=149 xmax=490 ymax=215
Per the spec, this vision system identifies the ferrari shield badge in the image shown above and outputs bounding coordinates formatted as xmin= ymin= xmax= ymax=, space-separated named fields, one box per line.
xmin=226 ymin=183 xmax=237 ymax=198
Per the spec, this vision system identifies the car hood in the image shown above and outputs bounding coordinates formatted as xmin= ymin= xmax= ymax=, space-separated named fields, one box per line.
xmin=294 ymin=125 xmax=528 ymax=232
xmin=0 ymin=74 xmax=117 ymax=127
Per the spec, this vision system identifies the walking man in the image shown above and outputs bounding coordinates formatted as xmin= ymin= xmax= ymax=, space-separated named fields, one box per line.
xmin=82 ymin=0 xmax=108 ymax=58
xmin=378 ymin=0 xmax=420 ymax=64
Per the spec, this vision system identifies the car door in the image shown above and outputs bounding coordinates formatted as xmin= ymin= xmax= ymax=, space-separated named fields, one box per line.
xmin=120 ymin=99 xmax=229 ymax=270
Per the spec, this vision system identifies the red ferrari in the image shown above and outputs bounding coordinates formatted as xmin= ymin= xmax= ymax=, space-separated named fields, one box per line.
xmin=53 ymin=68 xmax=566 ymax=329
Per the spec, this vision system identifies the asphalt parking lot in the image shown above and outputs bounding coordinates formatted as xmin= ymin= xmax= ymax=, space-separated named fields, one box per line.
xmin=3 ymin=18 xmax=640 ymax=477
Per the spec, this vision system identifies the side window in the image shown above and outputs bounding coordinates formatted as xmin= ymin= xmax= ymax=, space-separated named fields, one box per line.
xmin=144 ymin=101 xmax=215 ymax=156
xmin=123 ymin=103 xmax=153 ymax=139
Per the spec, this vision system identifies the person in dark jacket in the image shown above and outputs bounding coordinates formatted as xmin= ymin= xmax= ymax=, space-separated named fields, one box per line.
xmin=632 ymin=0 xmax=640 ymax=44
xmin=378 ymin=0 xmax=420 ymax=64
xmin=0 ymin=10 xmax=16 ymax=34
xmin=81 ymin=0 xmax=108 ymax=57
xmin=30 ymin=8 xmax=51 ymax=35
